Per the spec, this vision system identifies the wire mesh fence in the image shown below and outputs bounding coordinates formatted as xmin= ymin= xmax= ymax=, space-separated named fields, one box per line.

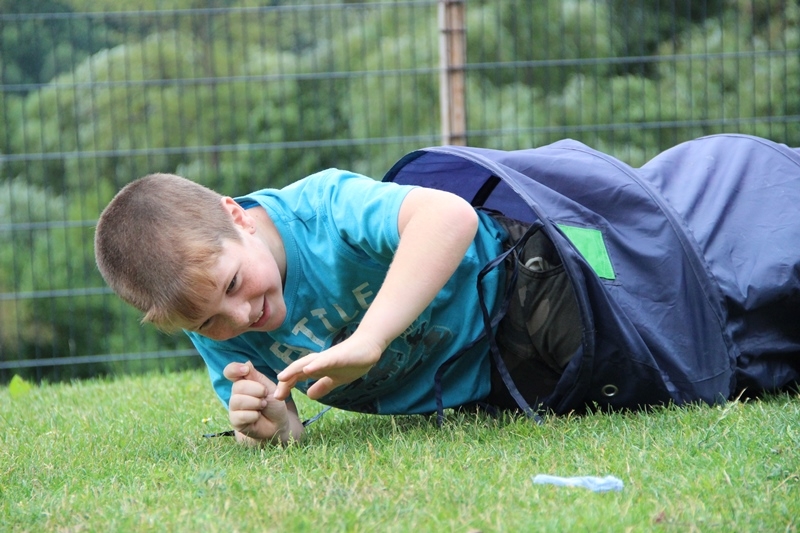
xmin=2 ymin=0 xmax=799 ymax=382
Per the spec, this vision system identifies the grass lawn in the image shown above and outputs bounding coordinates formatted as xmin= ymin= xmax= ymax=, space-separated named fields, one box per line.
xmin=1 ymin=369 xmax=798 ymax=532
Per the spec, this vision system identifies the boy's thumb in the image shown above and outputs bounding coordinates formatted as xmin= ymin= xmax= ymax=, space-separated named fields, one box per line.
xmin=241 ymin=361 xmax=278 ymax=392
xmin=224 ymin=360 xmax=267 ymax=383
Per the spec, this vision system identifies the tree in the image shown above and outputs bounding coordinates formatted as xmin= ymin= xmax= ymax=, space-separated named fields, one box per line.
xmin=0 ymin=0 xmax=125 ymax=91
xmin=0 ymin=177 xmax=193 ymax=382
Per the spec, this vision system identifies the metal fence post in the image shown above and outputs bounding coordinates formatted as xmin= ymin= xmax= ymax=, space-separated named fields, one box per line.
xmin=439 ymin=0 xmax=467 ymax=146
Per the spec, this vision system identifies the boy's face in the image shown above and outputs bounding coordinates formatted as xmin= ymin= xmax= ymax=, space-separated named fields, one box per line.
xmin=187 ymin=203 xmax=287 ymax=341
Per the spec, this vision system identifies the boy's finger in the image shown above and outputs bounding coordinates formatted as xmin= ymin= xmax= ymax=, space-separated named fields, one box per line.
xmin=300 ymin=357 xmax=335 ymax=377
xmin=229 ymin=393 xmax=267 ymax=412
xmin=273 ymin=379 xmax=296 ymax=401
xmin=224 ymin=361 xmax=280 ymax=394
xmin=306 ymin=376 xmax=336 ymax=400
xmin=277 ymin=353 xmax=317 ymax=381
xmin=223 ymin=361 xmax=252 ymax=381
xmin=229 ymin=409 xmax=260 ymax=429
xmin=231 ymin=379 xmax=267 ymax=398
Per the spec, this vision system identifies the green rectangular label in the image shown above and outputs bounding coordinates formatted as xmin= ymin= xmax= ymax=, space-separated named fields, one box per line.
xmin=557 ymin=224 xmax=616 ymax=280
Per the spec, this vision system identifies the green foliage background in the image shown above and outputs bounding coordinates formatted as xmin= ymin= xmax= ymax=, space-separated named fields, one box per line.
xmin=2 ymin=0 xmax=799 ymax=381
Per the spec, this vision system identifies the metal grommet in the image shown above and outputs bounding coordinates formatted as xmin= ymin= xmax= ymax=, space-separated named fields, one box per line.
xmin=601 ymin=384 xmax=619 ymax=397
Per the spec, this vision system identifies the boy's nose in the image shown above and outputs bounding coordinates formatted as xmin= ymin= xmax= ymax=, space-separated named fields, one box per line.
xmin=225 ymin=301 xmax=252 ymax=328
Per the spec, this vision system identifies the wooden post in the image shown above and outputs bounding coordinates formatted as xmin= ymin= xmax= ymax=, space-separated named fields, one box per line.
xmin=439 ymin=0 xmax=466 ymax=146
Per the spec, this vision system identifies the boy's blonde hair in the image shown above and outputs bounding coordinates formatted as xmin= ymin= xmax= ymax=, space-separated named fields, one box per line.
xmin=94 ymin=173 xmax=240 ymax=331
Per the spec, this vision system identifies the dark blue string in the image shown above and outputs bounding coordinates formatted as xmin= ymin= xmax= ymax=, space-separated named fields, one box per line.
xmin=479 ymin=224 xmax=544 ymax=423
xmin=302 ymin=406 xmax=332 ymax=427
xmin=433 ymin=222 xmax=544 ymax=425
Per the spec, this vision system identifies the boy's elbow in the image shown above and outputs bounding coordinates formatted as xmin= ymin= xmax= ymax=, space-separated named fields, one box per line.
xmin=450 ymin=194 xmax=479 ymax=238
xmin=426 ymin=192 xmax=479 ymax=247
xmin=400 ymin=187 xmax=478 ymax=237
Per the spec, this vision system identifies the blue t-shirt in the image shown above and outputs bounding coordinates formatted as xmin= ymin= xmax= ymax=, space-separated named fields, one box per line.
xmin=188 ymin=169 xmax=506 ymax=414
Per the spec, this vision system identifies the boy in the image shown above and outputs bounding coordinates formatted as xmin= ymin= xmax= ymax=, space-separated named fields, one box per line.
xmin=96 ymin=134 xmax=800 ymax=446
xmin=95 ymin=168 xmax=523 ymax=445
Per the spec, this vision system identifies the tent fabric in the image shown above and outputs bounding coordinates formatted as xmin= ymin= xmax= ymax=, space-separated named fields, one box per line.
xmin=383 ymin=134 xmax=800 ymax=414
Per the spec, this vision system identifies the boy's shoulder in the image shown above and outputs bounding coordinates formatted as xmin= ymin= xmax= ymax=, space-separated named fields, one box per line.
xmin=241 ymin=169 xmax=365 ymax=201
xmin=238 ymin=169 xmax=408 ymax=219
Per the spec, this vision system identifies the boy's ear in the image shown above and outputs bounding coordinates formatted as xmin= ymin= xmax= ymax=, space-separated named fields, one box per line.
xmin=220 ymin=197 xmax=255 ymax=232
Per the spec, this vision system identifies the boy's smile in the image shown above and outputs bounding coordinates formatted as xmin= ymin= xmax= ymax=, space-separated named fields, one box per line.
xmin=190 ymin=200 xmax=287 ymax=341
xmin=250 ymin=299 xmax=267 ymax=328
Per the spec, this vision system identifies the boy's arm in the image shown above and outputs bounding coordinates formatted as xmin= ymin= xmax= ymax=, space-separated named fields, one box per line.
xmin=274 ymin=186 xmax=479 ymax=401
xmin=224 ymin=361 xmax=305 ymax=445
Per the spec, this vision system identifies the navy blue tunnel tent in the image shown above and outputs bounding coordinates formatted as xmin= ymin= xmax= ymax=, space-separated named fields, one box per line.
xmin=383 ymin=134 xmax=800 ymax=415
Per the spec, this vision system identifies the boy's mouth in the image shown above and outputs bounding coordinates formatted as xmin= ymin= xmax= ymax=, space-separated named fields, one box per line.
xmin=250 ymin=298 xmax=269 ymax=329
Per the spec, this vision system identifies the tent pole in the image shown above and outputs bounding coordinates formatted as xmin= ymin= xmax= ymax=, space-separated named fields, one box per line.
xmin=439 ymin=0 xmax=467 ymax=146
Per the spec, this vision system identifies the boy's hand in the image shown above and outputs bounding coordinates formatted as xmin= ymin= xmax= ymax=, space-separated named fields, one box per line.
xmin=274 ymin=333 xmax=383 ymax=401
xmin=223 ymin=361 xmax=304 ymax=444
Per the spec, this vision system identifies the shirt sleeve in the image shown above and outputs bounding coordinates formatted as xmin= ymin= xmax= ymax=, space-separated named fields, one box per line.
xmin=322 ymin=171 xmax=417 ymax=263
xmin=237 ymin=169 xmax=416 ymax=264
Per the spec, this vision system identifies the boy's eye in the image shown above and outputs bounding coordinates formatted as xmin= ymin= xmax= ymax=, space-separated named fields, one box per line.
xmin=226 ymin=275 xmax=237 ymax=294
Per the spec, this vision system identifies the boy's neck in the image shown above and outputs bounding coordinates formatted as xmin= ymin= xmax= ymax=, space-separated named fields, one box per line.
xmin=249 ymin=206 xmax=286 ymax=283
